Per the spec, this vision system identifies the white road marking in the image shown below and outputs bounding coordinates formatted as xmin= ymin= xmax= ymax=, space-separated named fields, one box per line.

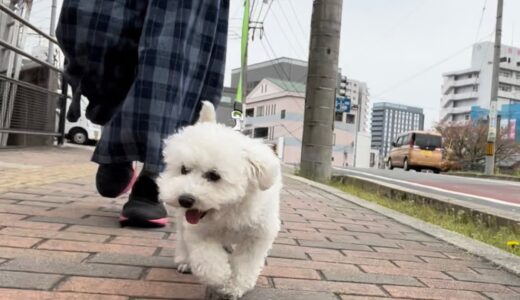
xmin=338 ymin=168 xmax=520 ymax=209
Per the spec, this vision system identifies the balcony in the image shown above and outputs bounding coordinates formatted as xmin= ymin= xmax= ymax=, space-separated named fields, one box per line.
xmin=442 ymin=77 xmax=479 ymax=95
xmin=440 ymin=92 xmax=478 ymax=108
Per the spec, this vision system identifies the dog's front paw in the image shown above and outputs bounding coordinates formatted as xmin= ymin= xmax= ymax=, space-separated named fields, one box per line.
xmin=177 ymin=263 xmax=191 ymax=274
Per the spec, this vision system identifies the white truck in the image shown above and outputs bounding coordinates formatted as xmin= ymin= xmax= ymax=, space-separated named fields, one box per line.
xmin=64 ymin=97 xmax=102 ymax=145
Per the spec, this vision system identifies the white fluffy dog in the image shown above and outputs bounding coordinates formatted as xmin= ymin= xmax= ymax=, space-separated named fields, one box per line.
xmin=157 ymin=101 xmax=282 ymax=299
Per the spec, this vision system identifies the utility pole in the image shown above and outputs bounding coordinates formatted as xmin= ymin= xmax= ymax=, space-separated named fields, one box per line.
xmin=300 ymin=0 xmax=343 ymax=182
xmin=485 ymin=0 xmax=503 ymax=175
xmin=47 ymin=0 xmax=57 ymax=65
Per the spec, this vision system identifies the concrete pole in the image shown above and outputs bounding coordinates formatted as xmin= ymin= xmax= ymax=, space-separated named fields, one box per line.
xmin=300 ymin=0 xmax=343 ymax=182
xmin=47 ymin=0 xmax=57 ymax=65
xmin=484 ymin=0 xmax=503 ymax=175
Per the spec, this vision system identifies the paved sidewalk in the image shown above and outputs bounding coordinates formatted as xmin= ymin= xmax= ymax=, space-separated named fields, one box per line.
xmin=0 ymin=147 xmax=519 ymax=299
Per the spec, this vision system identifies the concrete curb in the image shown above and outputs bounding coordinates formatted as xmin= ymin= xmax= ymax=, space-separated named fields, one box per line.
xmin=334 ymin=174 xmax=520 ymax=229
xmin=284 ymin=174 xmax=520 ymax=276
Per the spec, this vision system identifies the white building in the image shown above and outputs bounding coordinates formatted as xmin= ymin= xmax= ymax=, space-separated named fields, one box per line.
xmin=339 ymin=76 xmax=371 ymax=133
xmin=441 ymin=42 xmax=520 ymax=123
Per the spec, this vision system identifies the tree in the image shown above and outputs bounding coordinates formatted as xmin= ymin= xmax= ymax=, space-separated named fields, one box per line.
xmin=436 ymin=121 xmax=520 ymax=171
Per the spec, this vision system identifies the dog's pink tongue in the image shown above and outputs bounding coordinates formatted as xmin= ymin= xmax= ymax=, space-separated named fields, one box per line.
xmin=185 ymin=210 xmax=203 ymax=225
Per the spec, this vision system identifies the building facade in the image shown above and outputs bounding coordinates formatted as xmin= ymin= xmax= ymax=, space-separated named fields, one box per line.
xmin=371 ymin=102 xmax=425 ymax=159
xmin=244 ymin=78 xmax=371 ymax=167
xmin=232 ymin=58 xmax=371 ymax=134
xmin=231 ymin=57 xmax=308 ymax=93
xmin=441 ymin=42 xmax=520 ymax=123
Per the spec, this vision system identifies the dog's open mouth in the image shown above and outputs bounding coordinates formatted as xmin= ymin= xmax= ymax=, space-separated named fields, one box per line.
xmin=185 ymin=209 xmax=207 ymax=225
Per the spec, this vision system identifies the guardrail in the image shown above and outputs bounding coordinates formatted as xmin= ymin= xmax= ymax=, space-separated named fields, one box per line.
xmin=0 ymin=2 xmax=67 ymax=147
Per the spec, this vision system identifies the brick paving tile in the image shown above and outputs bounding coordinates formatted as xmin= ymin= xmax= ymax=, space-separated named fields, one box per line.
xmin=483 ymin=292 xmax=520 ymax=300
xmin=273 ymin=278 xmax=386 ymax=296
xmin=266 ymin=257 xmax=361 ymax=272
xmin=241 ymin=287 xmax=338 ymax=300
xmin=261 ymin=265 xmax=322 ymax=280
xmin=0 ymin=288 xmax=128 ymax=300
xmin=383 ymin=286 xmax=488 ymax=299
xmin=0 ymin=247 xmax=90 ymax=261
xmin=420 ymin=278 xmax=517 ymax=293
xmin=340 ymin=249 xmax=424 ymax=262
xmin=0 ymin=270 xmax=63 ymax=289
xmin=58 ymin=276 xmax=206 ymax=299
xmin=447 ymin=271 xmax=520 ymax=286
xmin=371 ymin=246 xmax=450 ymax=258
xmin=393 ymin=260 xmax=478 ymax=273
xmin=322 ymin=269 xmax=423 ymax=286
xmin=298 ymin=240 xmax=373 ymax=251
xmin=0 ymin=227 xmax=110 ymax=242
xmin=359 ymin=265 xmax=451 ymax=280
xmin=1 ymin=149 xmax=520 ymax=299
xmin=309 ymin=252 xmax=396 ymax=267
xmin=340 ymin=296 xmax=408 ymax=300
xmin=88 ymin=253 xmax=176 ymax=268
xmin=108 ymin=236 xmax=176 ymax=248
xmin=64 ymin=225 xmax=167 ymax=239
xmin=0 ymin=257 xmax=143 ymax=279
xmin=0 ymin=235 xmax=42 ymax=248
xmin=37 ymin=239 xmax=157 ymax=256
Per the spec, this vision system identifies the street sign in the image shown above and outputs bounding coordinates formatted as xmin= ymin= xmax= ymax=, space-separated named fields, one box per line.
xmin=336 ymin=96 xmax=351 ymax=113
xmin=487 ymin=102 xmax=498 ymax=141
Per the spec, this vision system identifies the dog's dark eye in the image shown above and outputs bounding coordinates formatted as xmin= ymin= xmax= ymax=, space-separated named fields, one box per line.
xmin=204 ymin=170 xmax=221 ymax=182
xmin=181 ymin=165 xmax=190 ymax=175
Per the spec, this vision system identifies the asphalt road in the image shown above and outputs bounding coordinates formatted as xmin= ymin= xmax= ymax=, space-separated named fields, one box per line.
xmin=334 ymin=167 xmax=520 ymax=215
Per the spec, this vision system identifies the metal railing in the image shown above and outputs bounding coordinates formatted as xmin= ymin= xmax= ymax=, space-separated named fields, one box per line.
xmin=0 ymin=2 xmax=67 ymax=147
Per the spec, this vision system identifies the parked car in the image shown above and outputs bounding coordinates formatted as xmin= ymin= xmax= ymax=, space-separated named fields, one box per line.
xmin=65 ymin=98 xmax=102 ymax=145
xmin=388 ymin=131 xmax=444 ymax=173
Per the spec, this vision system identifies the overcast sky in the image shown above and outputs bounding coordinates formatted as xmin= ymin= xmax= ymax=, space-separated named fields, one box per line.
xmin=29 ymin=0 xmax=520 ymax=128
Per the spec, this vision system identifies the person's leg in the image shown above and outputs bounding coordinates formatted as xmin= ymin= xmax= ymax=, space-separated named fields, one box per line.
xmin=93 ymin=0 xmax=230 ymax=227
xmin=57 ymin=0 xmax=147 ymax=198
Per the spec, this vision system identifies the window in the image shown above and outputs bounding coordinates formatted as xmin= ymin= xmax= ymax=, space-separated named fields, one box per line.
xmin=472 ymin=85 xmax=478 ymax=92
xmin=245 ymin=108 xmax=254 ymax=117
xmin=499 ymin=84 xmax=512 ymax=92
xmin=335 ymin=112 xmax=343 ymax=121
xmin=253 ymin=127 xmax=268 ymax=138
xmin=402 ymin=134 xmax=410 ymax=145
xmin=500 ymin=70 xmax=512 ymax=78
xmin=346 ymin=114 xmax=355 ymax=124
xmin=256 ymin=106 xmax=264 ymax=117
xmin=280 ymin=109 xmax=286 ymax=119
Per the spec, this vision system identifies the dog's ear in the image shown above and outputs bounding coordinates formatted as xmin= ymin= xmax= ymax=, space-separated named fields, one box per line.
xmin=245 ymin=142 xmax=281 ymax=191
xmin=197 ymin=101 xmax=217 ymax=124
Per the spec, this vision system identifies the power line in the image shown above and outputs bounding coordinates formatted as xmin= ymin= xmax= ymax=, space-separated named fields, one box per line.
xmin=262 ymin=34 xmax=303 ymax=95
xmin=286 ymin=0 xmax=307 ymax=37
xmin=262 ymin=0 xmax=275 ymax=23
xmin=474 ymin=0 xmax=489 ymax=42
xmin=373 ymin=35 xmax=493 ymax=98
xmin=274 ymin=0 xmax=307 ymax=58
xmin=269 ymin=8 xmax=306 ymax=59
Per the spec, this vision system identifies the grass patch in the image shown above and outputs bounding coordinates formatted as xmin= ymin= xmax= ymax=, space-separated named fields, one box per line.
xmin=330 ymin=181 xmax=520 ymax=257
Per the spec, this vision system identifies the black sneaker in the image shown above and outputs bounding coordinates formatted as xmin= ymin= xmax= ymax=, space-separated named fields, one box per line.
xmin=119 ymin=175 xmax=168 ymax=228
xmin=96 ymin=163 xmax=137 ymax=198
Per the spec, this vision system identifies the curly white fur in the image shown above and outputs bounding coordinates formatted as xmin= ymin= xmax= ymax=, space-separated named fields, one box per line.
xmin=158 ymin=101 xmax=282 ymax=299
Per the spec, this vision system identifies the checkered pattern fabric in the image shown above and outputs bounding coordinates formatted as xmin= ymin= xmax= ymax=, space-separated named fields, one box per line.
xmin=57 ymin=0 xmax=229 ymax=173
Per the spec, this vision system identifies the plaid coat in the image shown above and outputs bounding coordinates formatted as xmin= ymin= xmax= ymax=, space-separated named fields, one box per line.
xmin=57 ymin=0 xmax=229 ymax=173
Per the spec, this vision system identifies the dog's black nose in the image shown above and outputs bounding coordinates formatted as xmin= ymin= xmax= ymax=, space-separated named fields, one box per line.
xmin=178 ymin=194 xmax=195 ymax=208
